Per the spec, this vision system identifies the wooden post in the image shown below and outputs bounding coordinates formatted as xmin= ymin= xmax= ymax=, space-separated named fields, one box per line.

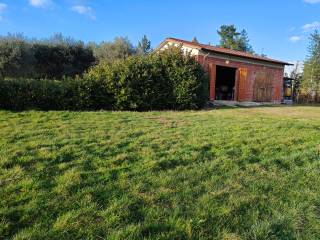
xmin=209 ymin=63 xmax=216 ymax=101
xmin=238 ymin=68 xmax=247 ymax=102
xmin=234 ymin=69 xmax=240 ymax=101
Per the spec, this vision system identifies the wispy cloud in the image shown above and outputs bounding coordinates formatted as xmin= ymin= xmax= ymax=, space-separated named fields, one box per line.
xmin=29 ymin=0 xmax=52 ymax=8
xmin=289 ymin=36 xmax=303 ymax=42
xmin=303 ymin=0 xmax=320 ymax=3
xmin=302 ymin=21 xmax=320 ymax=31
xmin=71 ymin=5 xmax=96 ymax=20
xmin=0 ymin=3 xmax=7 ymax=21
xmin=288 ymin=20 xmax=320 ymax=42
xmin=288 ymin=27 xmax=296 ymax=32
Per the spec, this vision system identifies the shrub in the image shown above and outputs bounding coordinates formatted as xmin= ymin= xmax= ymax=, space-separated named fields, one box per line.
xmin=1 ymin=79 xmax=70 ymax=110
xmin=84 ymin=46 xmax=208 ymax=110
xmin=0 ymin=78 xmax=112 ymax=111
xmin=159 ymin=46 xmax=208 ymax=109
xmin=0 ymin=46 xmax=208 ymax=111
xmin=296 ymin=89 xmax=320 ymax=103
xmin=76 ymin=76 xmax=115 ymax=110
xmin=84 ymin=54 xmax=171 ymax=110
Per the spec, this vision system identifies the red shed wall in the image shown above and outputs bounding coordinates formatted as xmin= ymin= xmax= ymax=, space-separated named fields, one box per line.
xmin=197 ymin=55 xmax=284 ymax=102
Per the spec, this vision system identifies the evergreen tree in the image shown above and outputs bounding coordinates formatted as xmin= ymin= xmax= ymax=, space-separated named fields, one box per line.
xmin=302 ymin=30 xmax=320 ymax=92
xmin=237 ymin=30 xmax=254 ymax=53
xmin=217 ymin=25 xmax=254 ymax=53
xmin=137 ymin=35 xmax=151 ymax=55
xmin=192 ymin=37 xmax=199 ymax=43
xmin=218 ymin=25 xmax=239 ymax=50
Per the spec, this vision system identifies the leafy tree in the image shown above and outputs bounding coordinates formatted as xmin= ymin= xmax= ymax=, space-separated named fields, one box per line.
xmin=44 ymin=33 xmax=82 ymax=46
xmin=92 ymin=37 xmax=136 ymax=63
xmin=0 ymin=34 xmax=34 ymax=79
xmin=137 ymin=35 xmax=151 ymax=55
xmin=0 ymin=33 xmax=95 ymax=79
xmin=217 ymin=25 xmax=254 ymax=53
xmin=33 ymin=43 xmax=95 ymax=79
xmin=302 ymin=30 xmax=320 ymax=92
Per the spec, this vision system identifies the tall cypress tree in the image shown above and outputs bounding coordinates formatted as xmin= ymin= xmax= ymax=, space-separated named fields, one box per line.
xmin=192 ymin=37 xmax=199 ymax=43
xmin=137 ymin=35 xmax=151 ymax=55
xmin=302 ymin=30 xmax=320 ymax=92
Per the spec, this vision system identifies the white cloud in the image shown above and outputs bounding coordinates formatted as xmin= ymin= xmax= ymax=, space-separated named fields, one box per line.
xmin=304 ymin=0 xmax=320 ymax=3
xmin=0 ymin=3 xmax=6 ymax=11
xmin=0 ymin=3 xmax=7 ymax=21
xmin=288 ymin=27 xmax=296 ymax=32
xmin=29 ymin=0 xmax=52 ymax=8
xmin=302 ymin=21 xmax=320 ymax=31
xmin=71 ymin=5 xmax=95 ymax=20
xmin=289 ymin=36 xmax=303 ymax=42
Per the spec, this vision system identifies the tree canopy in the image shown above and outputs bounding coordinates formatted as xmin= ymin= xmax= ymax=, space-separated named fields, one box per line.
xmin=0 ymin=34 xmax=153 ymax=79
xmin=302 ymin=30 xmax=320 ymax=92
xmin=137 ymin=35 xmax=152 ymax=55
xmin=0 ymin=34 xmax=95 ymax=79
xmin=90 ymin=37 xmax=136 ymax=63
xmin=217 ymin=25 xmax=254 ymax=53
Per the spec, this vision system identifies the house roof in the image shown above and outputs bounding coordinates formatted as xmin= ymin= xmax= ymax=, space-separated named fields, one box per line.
xmin=160 ymin=37 xmax=292 ymax=66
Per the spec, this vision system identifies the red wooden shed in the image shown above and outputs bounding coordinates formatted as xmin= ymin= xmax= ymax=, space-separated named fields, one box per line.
xmin=158 ymin=38 xmax=292 ymax=103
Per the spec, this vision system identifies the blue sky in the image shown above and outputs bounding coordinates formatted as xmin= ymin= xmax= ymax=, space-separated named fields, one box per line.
xmin=0 ymin=0 xmax=319 ymax=62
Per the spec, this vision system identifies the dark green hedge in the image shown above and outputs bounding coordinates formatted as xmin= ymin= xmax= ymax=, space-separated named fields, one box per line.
xmin=0 ymin=78 xmax=113 ymax=111
xmin=0 ymin=47 xmax=208 ymax=111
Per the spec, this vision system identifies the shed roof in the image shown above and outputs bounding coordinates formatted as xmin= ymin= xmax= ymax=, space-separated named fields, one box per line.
xmin=160 ymin=37 xmax=292 ymax=66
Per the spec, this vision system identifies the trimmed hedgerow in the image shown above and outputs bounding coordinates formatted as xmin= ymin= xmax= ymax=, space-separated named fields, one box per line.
xmin=0 ymin=78 xmax=113 ymax=111
xmin=0 ymin=46 xmax=208 ymax=111
xmin=0 ymin=79 xmax=73 ymax=110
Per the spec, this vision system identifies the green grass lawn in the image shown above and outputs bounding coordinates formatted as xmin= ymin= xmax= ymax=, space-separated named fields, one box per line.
xmin=1 ymin=106 xmax=320 ymax=240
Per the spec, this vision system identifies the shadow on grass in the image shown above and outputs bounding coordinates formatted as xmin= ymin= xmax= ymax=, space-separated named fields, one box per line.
xmin=1 ymin=103 xmax=319 ymax=114
xmin=202 ymin=104 xmax=320 ymax=113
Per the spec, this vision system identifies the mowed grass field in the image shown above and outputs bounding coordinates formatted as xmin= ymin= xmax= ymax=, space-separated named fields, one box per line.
xmin=0 ymin=106 xmax=320 ymax=240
